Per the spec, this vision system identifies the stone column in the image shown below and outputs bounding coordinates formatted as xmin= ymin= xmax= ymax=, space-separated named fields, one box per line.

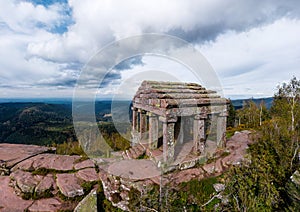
xmin=182 ymin=116 xmax=191 ymax=142
xmin=193 ymin=114 xmax=206 ymax=154
xmin=131 ymin=107 xmax=139 ymax=146
xmin=148 ymin=112 xmax=158 ymax=149
xmin=217 ymin=114 xmax=227 ymax=148
xmin=132 ymin=107 xmax=138 ymax=132
xmin=139 ymin=109 xmax=147 ymax=140
xmin=162 ymin=119 xmax=175 ymax=164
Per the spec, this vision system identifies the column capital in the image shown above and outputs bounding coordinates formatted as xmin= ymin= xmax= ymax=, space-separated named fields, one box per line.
xmin=194 ymin=113 xmax=207 ymax=120
xmin=131 ymin=106 xmax=138 ymax=111
xmin=147 ymin=112 xmax=157 ymax=117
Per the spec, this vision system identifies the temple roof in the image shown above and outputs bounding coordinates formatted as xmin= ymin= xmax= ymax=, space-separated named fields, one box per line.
xmin=132 ymin=81 xmax=228 ymax=118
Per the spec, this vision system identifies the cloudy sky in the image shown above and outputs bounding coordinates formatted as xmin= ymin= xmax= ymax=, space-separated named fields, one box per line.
xmin=1 ymin=0 xmax=300 ymax=100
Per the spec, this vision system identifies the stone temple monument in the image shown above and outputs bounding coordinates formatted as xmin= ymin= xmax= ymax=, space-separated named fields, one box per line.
xmin=131 ymin=81 xmax=229 ymax=166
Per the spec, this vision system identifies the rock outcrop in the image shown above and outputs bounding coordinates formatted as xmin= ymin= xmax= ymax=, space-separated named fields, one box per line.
xmin=0 ymin=143 xmax=52 ymax=175
xmin=0 ymin=130 xmax=253 ymax=211
xmin=0 ymin=143 xmax=99 ymax=211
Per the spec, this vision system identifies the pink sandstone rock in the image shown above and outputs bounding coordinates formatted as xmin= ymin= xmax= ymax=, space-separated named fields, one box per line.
xmin=10 ymin=170 xmax=42 ymax=193
xmin=168 ymin=167 xmax=205 ymax=185
xmin=202 ymin=162 xmax=215 ymax=174
xmin=0 ymin=143 xmax=51 ymax=168
xmin=222 ymin=152 xmax=244 ymax=166
xmin=76 ymin=168 xmax=99 ymax=182
xmin=13 ymin=154 xmax=81 ymax=171
xmin=35 ymin=174 xmax=56 ymax=195
xmin=214 ymin=159 xmax=224 ymax=173
xmin=28 ymin=198 xmax=62 ymax=212
xmin=221 ymin=131 xmax=251 ymax=167
xmin=56 ymin=173 xmax=84 ymax=198
xmin=0 ymin=176 xmax=33 ymax=211
xmin=227 ymin=131 xmax=251 ymax=148
xmin=74 ymin=159 xmax=95 ymax=170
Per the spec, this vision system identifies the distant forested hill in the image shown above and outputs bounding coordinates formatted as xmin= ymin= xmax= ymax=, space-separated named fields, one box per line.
xmin=0 ymin=103 xmax=74 ymax=145
xmin=0 ymin=101 xmax=131 ymax=146
xmin=231 ymin=97 xmax=273 ymax=110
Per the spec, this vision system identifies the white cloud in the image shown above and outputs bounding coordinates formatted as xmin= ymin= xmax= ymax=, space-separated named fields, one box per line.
xmin=200 ymin=18 xmax=300 ymax=98
xmin=28 ymin=0 xmax=300 ymax=63
xmin=0 ymin=0 xmax=68 ymax=34
xmin=0 ymin=0 xmax=74 ymax=97
xmin=1 ymin=0 xmax=300 ymax=98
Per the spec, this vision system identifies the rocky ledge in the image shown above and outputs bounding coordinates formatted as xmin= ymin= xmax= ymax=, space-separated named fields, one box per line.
xmin=0 ymin=130 xmax=253 ymax=211
xmin=0 ymin=143 xmax=99 ymax=212
xmin=98 ymin=130 xmax=254 ymax=211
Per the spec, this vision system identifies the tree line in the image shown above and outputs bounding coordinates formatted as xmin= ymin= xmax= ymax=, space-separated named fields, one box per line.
xmin=225 ymin=76 xmax=300 ymax=211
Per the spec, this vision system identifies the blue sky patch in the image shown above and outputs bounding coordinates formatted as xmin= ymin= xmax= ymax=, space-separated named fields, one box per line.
xmin=26 ymin=0 xmax=68 ymax=7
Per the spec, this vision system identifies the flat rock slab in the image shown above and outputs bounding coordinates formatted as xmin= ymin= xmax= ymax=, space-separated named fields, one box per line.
xmin=0 ymin=143 xmax=51 ymax=168
xmin=108 ymin=159 xmax=161 ymax=180
xmin=35 ymin=174 xmax=56 ymax=195
xmin=76 ymin=168 xmax=99 ymax=182
xmin=228 ymin=131 xmax=251 ymax=145
xmin=74 ymin=159 xmax=95 ymax=170
xmin=11 ymin=170 xmax=43 ymax=193
xmin=13 ymin=154 xmax=81 ymax=171
xmin=0 ymin=176 xmax=33 ymax=211
xmin=56 ymin=173 xmax=84 ymax=198
xmin=169 ymin=167 xmax=205 ymax=185
xmin=28 ymin=198 xmax=62 ymax=212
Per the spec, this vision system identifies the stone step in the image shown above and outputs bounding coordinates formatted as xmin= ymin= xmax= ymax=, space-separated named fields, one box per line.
xmin=136 ymin=144 xmax=145 ymax=154
xmin=122 ymin=151 xmax=129 ymax=160
xmin=121 ymin=144 xmax=147 ymax=160
xmin=130 ymin=146 xmax=139 ymax=156
xmin=125 ymin=150 xmax=132 ymax=159
xmin=133 ymin=148 xmax=143 ymax=157
xmin=129 ymin=148 xmax=138 ymax=159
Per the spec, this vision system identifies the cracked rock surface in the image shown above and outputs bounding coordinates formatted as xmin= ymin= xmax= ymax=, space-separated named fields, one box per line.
xmin=0 ymin=143 xmax=99 ymax=211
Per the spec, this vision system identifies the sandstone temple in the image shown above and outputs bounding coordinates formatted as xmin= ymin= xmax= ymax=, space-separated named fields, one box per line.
xmin=130 ymin=81 xmax=229 ymax=167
